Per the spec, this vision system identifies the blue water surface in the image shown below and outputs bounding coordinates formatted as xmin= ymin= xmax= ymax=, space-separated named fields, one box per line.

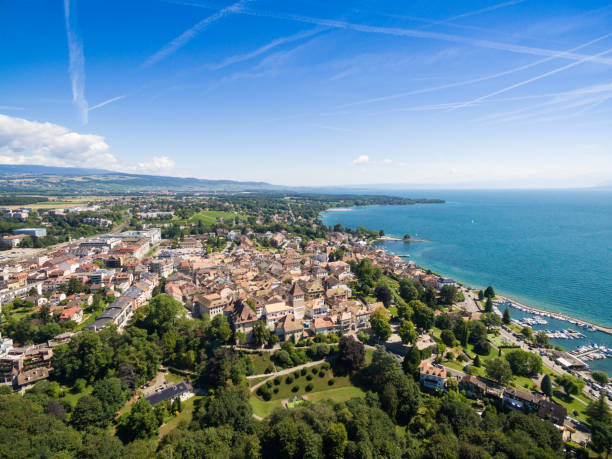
xmin=322 ymin=189 xmax=612 ymax=374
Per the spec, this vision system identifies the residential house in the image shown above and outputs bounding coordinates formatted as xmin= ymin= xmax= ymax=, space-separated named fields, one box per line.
xmin=418 ymin=361 xmax=447 ymax=391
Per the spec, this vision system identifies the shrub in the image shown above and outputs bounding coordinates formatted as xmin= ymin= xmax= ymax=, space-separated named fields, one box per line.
xmin=306 ymin=374 xmax=313 ymax=381
xmin=274 ymin=377 xmax=280 ymax=385
xmin=266 ymin=381 xmax=272 ymax=388
xmin=328 ymin=379 xmax=335 ymax=386
xmin=305 ymin=383 xmax=314 ymax=392
xmin=311 ymin=368 xmax=318 ymax=375
xmin=291 ymin=385 xmax=299 ymax=393
xmin=319 ymin=371 xmax=326 ymax=378
xmin=293 ymin=372 xmax=300 ymax=379
xmin=256 ymin=387 xmax=263 ymax=396
xmin=285 ymin=375 xmax=294 ymax=384
xmin=262 ymin=390 xmax=272 ymax=401
xmin=273 ymin=387 xmax=279 ymax=394
xmin=300 ymin=368 xmax=307 ymax=376
xmin=321 ymin=363 xmax=330 ymax=370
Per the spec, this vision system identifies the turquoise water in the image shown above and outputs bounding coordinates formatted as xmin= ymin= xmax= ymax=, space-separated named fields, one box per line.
xmin=321 ymin=189 xmax=612 ymax=375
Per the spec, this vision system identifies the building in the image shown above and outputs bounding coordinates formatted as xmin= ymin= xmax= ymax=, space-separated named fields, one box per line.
xmin=194 ymin=293 xmax=226 ymax=319
xmin=145 ymin=381 xmax=193 ymax=406
xmin=13 ymin=228 xmax=46 ymax=237
xmin=2 ymin=234 xmax=27 ymax=247
xmin=418 ymin=361 xmax=447 ymax=390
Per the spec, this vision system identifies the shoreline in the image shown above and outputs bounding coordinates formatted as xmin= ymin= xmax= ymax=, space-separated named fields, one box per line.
xmin=497 ymin=295 xmax=612 ymax=335
xmin=375 ymin=242 xmax=612 ymax=334
xmin=321 ymin=208 xmax=612 ymax=333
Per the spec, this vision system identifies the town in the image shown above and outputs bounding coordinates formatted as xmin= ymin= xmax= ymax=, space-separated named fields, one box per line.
xmin=0 ymin=193 xmax=609 ymax=457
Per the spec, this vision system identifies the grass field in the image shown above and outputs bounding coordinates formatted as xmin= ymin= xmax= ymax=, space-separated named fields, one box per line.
xmin=250 ymin=386 xmax=365 ymax=419
xmin=59 ymin=384 xmax=94 ymax=412
xmin=250 ymin=363 xmax=366 ymax=418
xmin=158 ymin=396 xmax=199 ymax=438
xmin=254 ymin=364 xmax=352 ymax=402
xmin=243 ymin=352 xmax=275 ymax=375
xmin=188 ymin=211 xmax=238 ymax=226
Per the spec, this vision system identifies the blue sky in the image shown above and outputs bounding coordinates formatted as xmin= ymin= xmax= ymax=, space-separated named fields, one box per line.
xmin=1 ymin=0 xmax=611 ymax=187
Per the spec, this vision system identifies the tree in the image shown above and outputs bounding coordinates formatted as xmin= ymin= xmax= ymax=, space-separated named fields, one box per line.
xmin=467 ymin=320 xmax=488 ymax=344
xmin=92 ymin=377 xmax=125 ymax=422
xmin=556 ymin=374 xmax=585 ymax=398
xmin=485 ymin=357 xmax=512 ymax=385
xmin=252 ymin=320 xmax=271 ymax=347
xmin=142 ymin=294 xmax=182 ymax=334
xmin=585 ymin=393 xmax=611 ymax=425
xmin=535 ymin=331 xmax=549 ymax=347
xmin=374 ymin=285 xmax=393 ymax=308
xmin=439 ymin=285 xmax=457 ymax=305
xmin=484 ymin=297 xmax=493 ymax=313
xmin=473 ymin=355 xmax=481 ymax=368
xmin=338 ymin=336 xmax=365 ymax=371
xmin=520 ymin=326 xmax=533 ymax=340
xmin=589 ymin=422 xmax=612 ymax=457
xmin=369 ymin=307 xmax=391 ymax=343
xmin=592 ymin=370 xmax=609 ymax=386
xmin=71 ymin=395 xmax=106 ymax=430
xmin=440 ymin=329 xmax=456 ymax=347
xmin=502 ymin=307 xmax=511 ymax=325
xmin=402 ymin=346 xmax=421 ymax=380
xmin=481 ymin=312 xmax=501 ymax=331
xmin=484 ymin=286 xmax=495 ymax=298
xmin=541 ymin=374 xmax=552 ymax=397
xmin=119 ymin=397 xmax=159 ymax=440
xmin=505 ymin=349 xmax=542 ymax=377
xmin=410 ymin=300 xmax=434 ymax=330
xmin=399 ymin=281 xmax=419 ymax=304
xmin=323 ymin=422 xmax=348 ymax=459
xmin=477 ymin=290 xmax=484 ymax=300
xmin=398 ymin=320 xmax=418 ymax=345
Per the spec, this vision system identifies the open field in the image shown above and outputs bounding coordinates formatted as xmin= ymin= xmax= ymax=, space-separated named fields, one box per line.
xmin=4 ymin=196 xmax=113 ymax=210
xmin=188 ymin=210 xmax=239 ymax=226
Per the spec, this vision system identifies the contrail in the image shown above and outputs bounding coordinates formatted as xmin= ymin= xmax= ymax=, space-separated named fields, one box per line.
xmin=63 ymin=0 xmax=88 ymax=124
xmin=211 ymin=28 xmax=323 ymax=70
xmin=341 ymin=33 xmax=612 ymax=108
xmin=89 ymin=95 xmax=126 ymax=111
xmin=453 ymin=44 xmax=612 ymax=110
xmin=144 ymin=0 xmax=252 ymax=67
xmin=231 ymin=8 xmax=612 ymax=66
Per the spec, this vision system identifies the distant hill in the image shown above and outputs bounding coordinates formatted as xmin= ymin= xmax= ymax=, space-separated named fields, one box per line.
xmin=0 ymin=164 xmax=280 ymax=194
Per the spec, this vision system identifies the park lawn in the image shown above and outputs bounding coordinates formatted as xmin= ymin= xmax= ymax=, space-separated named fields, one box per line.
xmin=364 ymin=348 xmax=374 ymax=365
xmin=188 ymin=211 xmax=239 ymax=226
xmin=443 ymin=361 xmax=464 ymax=372
xmin=158 ymin=396 xmax=199 ymax=438
xmin=59 ymin=384 xmax=94 ymax=411
xmin=303 ymin=386 xmax=366 ymax=404
xmin=250 ymin=397 xmax=283 ymax=418
xmin=253 ymin=364 xmax=351 ymax=402
xmin=244 ymin=352 xmax=275 ymax=375
xmin=489 ymin=334 xmax=517 ymax=348
xmin=165 ymin=370 xmax=188 ymax=384
xmin=552 ymin=392 xmax=588 ymax=422
xmin=250 ymin=386 xmax=365 ymax=419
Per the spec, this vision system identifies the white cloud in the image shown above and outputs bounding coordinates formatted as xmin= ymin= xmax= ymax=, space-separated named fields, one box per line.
xmin=0 ymin=114 xmax=176 ymax=175
xmin=0 ymin=114 xmax=114 ymax=167
xmin=351 ymin=154 xmax=369 ymax=165
xmin=134 ymin=156 xmax=176 ymax=174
